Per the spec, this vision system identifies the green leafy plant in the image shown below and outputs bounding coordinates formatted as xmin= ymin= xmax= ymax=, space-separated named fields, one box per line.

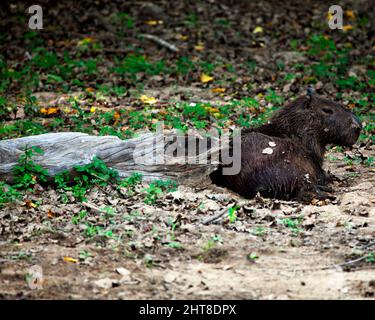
xmin=119 ymin=172 xmax=142 ymax=195
xmin=279 ymin=216 xmax=304 ymax=235
xmin=78 ymin=250 xmax=92 ymax=261
xmin=12 ymin=146 xmax=49 ymax=189
xmin=265 ymin=89 xmax=284 ymax=106
xmin=0 ymin=182 xmax=21 ymax=208
xmin=143 ymin=179 xmax=177 ymax=205
xmin=366 ymin=253 xmax=375 ymax=263
xmin=250 ymin=227 xmax=268 ymax=237
xmin=203 ymin=235 xmax=222 ymax=251
xmin=71 ymin=210 xmax=88 ymax=225
xmin=113 ymin=54 xmax=166 ymax=77
xmin=74 ymin=157 xmax=119 ymax=186
xmin=54 ymin=157 xmax=119 ymax=202
xmin=165 ymin=241 xmax=183 ymax=249
xmin=247 ymin=252 xmax=259 ymax=262
xmin=228 ymin=206 xmax=240 ymax=223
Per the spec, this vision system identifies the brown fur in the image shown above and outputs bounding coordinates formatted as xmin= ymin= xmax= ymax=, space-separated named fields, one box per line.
xmin=211 ymin=95 xmax=362 ymax=201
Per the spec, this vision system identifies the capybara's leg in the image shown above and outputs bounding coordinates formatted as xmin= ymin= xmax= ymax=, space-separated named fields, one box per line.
xmin=297 ymin=184 xmax=335 ymax=202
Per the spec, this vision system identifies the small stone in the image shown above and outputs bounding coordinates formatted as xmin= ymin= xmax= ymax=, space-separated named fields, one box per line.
xmin=116 ymin=267 xmax=131 ymax=276
xmin=94 ymin=278 xmax=116 ymax=289
xmin=164 ymin=272 xmax=177 ymax=283
xmin=201 ymin=199 xmax=221 ymax=211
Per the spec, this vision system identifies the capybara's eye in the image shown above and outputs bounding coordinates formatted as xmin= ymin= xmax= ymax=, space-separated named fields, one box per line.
xmin=322 ymin=108 xmax=333 ymax=115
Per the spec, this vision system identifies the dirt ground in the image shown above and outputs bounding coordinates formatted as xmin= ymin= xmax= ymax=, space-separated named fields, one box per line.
xmin=0 ymin=146 xmax=374 ymax=299
xmin=0 ymin=0 xmax=374 ymax=299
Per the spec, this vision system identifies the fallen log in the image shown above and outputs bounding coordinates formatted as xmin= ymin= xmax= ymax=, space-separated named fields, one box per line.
xmin=0 ymin=130 xmax=225 ymax=185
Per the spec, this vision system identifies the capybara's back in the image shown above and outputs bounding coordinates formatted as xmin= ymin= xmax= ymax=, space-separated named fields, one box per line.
xmin=211 ymin=94 xmax=362 ymax=201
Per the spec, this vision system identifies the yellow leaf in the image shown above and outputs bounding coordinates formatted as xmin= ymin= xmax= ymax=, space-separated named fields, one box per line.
xmin=78 ymin=37 xmax=94 ymax=46
xmin=90 ymin=107 xmax=97 ymax=113
xmin=63 ymin=257 xmax=78 ymax=263
xmin=145 ymin=20 xmax=163 ymax=25
xmin=200 ymin=73 xmax=214 ymax=83
xmin=205 ymin=106 xmax=219 ymax=113
xmin=211 ymin=87 xmax=226 ymax=93
xmin=40 ymin=107 xmax=59 ymax=115
xmin=140 ymin=95 xmax=158 ymax=105
xmin=345 ymin=10 xmax=355 ymax=20
xmin=194 ymin=43 xmax=205 ymax=51
xmin=253 ymin=26 xmax=263 ymax=34
xmin=177 ymin=34 xmax=189 ymax=41
xmin=342 ymin=25 xmax=353 ymax=32
xmin=327 ymin=12 xmax=334 ymax=21
xmin=47 ymin=108 xmax=58 ymax=115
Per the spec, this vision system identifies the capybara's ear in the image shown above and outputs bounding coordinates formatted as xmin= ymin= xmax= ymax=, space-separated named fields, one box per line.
xmin=306 ymin=85 xmax=314 ymax=99
xmin=303 ymin=86 xmax=314 ymax=108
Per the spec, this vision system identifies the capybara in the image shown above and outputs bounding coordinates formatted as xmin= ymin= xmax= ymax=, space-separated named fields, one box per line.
xmin=211 ymin=93 xmax=362 ymax=201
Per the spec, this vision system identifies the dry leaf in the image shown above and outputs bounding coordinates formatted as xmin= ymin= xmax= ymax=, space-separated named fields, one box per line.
xmin=114 ymin=110 xmax=121 ymax=119
xmin=40 ymin=107 xmax=59 ymax=115
xmin=145 ymin=20 xmax=163 ymax=25
xmin=194 ymin=43 xmax=205 ymax=51
xmin=327 ymin=12 xmax=334 ymax=21
xmin=77 ymin=37 xmax=94 ymax=46
xmin=200 ymin=73 xmax=214 ymax=83
xmin=140 ymin=95 xmax=158 ymax=105
xmin=24 ymin=200 xmax=37 ymax=209
xmin=47 ymin=209 xmax=55 ymax=219
xmin=177 ymin=34 xmax=188 ymax=41
xmin=211 ymin=87 xmax=226 ymax=93
xmin=253 ymin=26 xmax=263 ymax=34
xmin=63 ymin=257 xmax=78 ymax=263
xmin=342 ymin=25 xmax=353 ymax=32
xmin=345 ymin=10 xmax=355 ymax=20
xmin=205 ymin=106 xmax=219 ymax=113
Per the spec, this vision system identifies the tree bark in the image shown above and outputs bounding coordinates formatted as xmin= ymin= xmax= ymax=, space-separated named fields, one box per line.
xmin=0 ymin=131 xmax=221 ymax=185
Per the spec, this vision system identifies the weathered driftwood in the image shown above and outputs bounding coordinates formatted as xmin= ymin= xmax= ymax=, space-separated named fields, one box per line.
xmin=0 ymin=131 xmax=222 ymax=185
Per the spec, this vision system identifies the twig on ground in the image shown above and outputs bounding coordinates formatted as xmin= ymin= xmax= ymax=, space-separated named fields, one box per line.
xmin=102 ymin=47 xmax=134 ymax=54
xmin=201 ymin=204 xmax=234 ymax=225
xmin=364 ymin=241 xmax=375 ymax=249
xmin=82 ymin=201 xmax=104 ymax=214
xmin=335 ymin=255 xmax=369 ymax=268
xmin=141 ymin=34 xmax=179 ymax=52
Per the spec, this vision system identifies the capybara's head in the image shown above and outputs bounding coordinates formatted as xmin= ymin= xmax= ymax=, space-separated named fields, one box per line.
xmin=268 ymin=95 xmax=362 ymax=147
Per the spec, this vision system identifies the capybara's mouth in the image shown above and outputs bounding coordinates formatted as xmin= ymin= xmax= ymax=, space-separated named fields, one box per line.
xmin=343 ymin=132 xmax=361 ymax=147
